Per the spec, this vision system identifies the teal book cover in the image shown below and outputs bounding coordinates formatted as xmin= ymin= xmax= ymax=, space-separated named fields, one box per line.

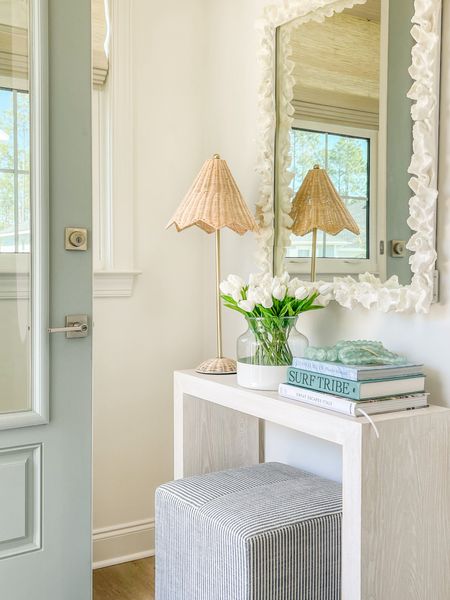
xmin=286 ymin=367 xmax=362 ymax=399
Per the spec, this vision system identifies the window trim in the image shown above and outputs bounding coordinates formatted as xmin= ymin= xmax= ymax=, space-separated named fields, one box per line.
xmin=0 ymin=0 xmax=140 ymax=301
xmin=284 ymin=118 xmax=385 ymax=278
xmin=92 ymin=0 xmax=140 ymax=298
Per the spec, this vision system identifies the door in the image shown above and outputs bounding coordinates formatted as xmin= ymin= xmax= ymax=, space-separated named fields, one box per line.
xmin=0 ymin=0 xmax=92 ymax=598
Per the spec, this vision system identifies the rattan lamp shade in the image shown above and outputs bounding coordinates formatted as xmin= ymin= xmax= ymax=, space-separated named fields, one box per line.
xmin=167 ymin=155 xmax=257 ymax=375
xmin=166 ymin=155 xmax=258 ymax=235
xmin=290 ymin=165 xmax=360 ymax=281
xmin=290 ymin=165 xmax=360 ymax=236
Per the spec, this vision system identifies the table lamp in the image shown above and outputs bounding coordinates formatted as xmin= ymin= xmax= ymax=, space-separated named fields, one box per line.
xmin=289 ymin=164 xmax=360 ymax=280
xmin=167 ymin=154 xmax=258 ymax=375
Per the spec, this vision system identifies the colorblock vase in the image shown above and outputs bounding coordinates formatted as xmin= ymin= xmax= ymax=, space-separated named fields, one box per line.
xmin=236 ymin=316 xmax=309 ymax=391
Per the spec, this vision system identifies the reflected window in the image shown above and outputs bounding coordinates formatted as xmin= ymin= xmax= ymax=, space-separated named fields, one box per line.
xmin=287 ymin=124 xmax=372 ymax=261
xmin=0 ymin=87 xmax=30 ymax=253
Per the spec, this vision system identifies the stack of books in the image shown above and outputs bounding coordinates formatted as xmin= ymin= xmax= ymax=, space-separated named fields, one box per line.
xmin=278 ymin=356 xmax=429 ymax=416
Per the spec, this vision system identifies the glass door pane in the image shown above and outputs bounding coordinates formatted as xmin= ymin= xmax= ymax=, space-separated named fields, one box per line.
xmin=0 ymin=0 xmax=31 ymax=415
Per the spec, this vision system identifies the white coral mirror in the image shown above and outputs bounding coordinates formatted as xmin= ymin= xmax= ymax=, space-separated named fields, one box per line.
xmin=257 ymin=0 xmax=442 ymax=312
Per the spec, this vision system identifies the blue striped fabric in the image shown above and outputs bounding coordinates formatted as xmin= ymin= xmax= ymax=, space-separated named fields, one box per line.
xmin=156 ymin=462 xmax=342 ymax=599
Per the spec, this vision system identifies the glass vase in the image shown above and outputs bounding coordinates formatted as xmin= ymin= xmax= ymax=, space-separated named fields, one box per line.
xmin=236 ymin=316 xmax=308 ymax=391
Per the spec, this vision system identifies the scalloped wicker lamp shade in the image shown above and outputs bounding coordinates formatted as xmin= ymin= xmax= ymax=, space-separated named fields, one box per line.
xmin=290 ymin=165 xmax=360 ymax=280
xmin=167 ymin=154 xmax=258 ymax=375
xmin=167 ymin=155 xmax=257 ymax=235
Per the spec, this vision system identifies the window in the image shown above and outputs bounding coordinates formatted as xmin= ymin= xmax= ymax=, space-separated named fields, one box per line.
xmin=285 ymin=120 xmax=380 ymax=276
xmin=0 ymin=87 xmax=30 ymax=253
xmin=289 ymin=127 xmax=369 ymax=259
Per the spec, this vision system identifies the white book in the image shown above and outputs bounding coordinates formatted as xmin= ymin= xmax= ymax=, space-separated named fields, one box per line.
xmin=278 ymin=383 xmax=429 ymax=416
xmin=292 ymin=357 xmax=424 ymax=381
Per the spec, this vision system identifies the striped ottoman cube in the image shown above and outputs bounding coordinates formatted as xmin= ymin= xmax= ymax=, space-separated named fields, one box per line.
xmin=156 ymin=462 xmax=342 ymax=600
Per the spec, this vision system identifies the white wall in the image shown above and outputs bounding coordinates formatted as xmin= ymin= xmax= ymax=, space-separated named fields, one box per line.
xmin=92 ymin=0 xmax=208 ymax=566
xmin=93 ymin=0 xmax=450 ymax=565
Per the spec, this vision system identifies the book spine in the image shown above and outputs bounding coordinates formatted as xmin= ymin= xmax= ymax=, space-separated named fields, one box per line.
xmin=287 ymin=367 xmax=361 ymax=400
xmin=278 ymin=384 xmax=356 ymax=415
xmin=292 ymin=358 xmax=358 ymax=380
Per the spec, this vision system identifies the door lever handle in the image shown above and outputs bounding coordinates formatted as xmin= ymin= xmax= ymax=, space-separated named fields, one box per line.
xmin=48 ymin=324 xmax=88 ymax=334
xmin=48 ymin=315 xmax=89 ymax=338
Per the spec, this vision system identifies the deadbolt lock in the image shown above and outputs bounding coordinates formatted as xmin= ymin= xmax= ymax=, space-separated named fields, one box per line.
xmin=65 ymin=227 xmax=88 ymax=251
xmin=391 ymin=240 xmax=407 ymax=258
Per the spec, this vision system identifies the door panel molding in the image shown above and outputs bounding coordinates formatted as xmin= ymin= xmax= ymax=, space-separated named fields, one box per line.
xmin=0 ymin=444 xmax=42 ymax=559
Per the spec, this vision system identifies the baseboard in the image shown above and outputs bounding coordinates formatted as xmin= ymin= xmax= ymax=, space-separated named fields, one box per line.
xmin=92 ymin=518 xmax=155 ymax=569
xmin=93 ymin=549 xmax=155 ymax=570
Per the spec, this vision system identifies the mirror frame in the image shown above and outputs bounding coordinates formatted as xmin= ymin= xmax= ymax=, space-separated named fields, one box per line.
xmin=0 ymin=0 xmax=49 ymax=430
xmin=255 ymin=0 xmax=442 ymax=313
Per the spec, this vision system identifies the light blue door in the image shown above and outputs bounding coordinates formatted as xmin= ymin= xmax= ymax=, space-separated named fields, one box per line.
xmin=0 ymin=0 xmax=92 ymax=598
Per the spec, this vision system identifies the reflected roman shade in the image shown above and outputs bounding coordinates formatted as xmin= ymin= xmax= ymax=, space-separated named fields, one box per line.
xmin=289 ymin=12 xmax=380 ymax=129
xmin=0 ymin=0 xmax=109 ymax=87
xmin=0 ymin=24 xmax=28 ymax=81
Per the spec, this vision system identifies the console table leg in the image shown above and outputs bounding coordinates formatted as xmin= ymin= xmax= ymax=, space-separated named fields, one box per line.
xmin=357 ymin=414 xmax=450 ymax=599
xmin=174 ymin=384 xmax=260 ymax=479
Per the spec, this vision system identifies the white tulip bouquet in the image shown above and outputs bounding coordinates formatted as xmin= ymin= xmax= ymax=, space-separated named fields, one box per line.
xmin=220 ymin=273 xmax=332 ymax=366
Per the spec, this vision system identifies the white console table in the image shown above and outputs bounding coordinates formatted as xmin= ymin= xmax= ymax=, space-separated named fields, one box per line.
xmin=173 ymin=370 xmax=450 ymax=600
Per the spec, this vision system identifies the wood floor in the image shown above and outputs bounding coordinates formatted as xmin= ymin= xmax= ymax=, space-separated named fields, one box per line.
xmin=93 ymin=557 xmax=155 ymax=600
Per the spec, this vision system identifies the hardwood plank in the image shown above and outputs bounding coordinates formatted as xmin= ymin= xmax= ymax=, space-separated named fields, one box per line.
xmin=93 ymin=558 xmax=155 ymax=600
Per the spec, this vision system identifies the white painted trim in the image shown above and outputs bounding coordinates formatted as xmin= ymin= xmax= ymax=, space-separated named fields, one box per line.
xmin=30 ymin=0 xmax=49 ymax=427
xmin=108 ymin=0 xmax=135 ymax=272
xmin=93 ymin=549 xmax=155 ymax=570
xmin=92 ymin=0 xmax=138 ymax=278
xmin=377 ymin=0 xmax=389 ymax=283
xmin=93 ymin=518 xmax=154 ymax=541
xmin=92 ymin=518 xmax=155 ymax=569
xmin=0 ymin=269 xmax=142 ymax=299
xmin=256 ymin=0 xmax=442 ymax=313
xmin=93 ymin=270 xmax=141 ymax=298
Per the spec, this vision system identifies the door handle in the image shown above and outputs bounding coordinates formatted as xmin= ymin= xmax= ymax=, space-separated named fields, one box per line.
xmin=48 ymin=314 xmax=89 ymax=338
xmin=48 ymin=324 xmax=88 ymax=334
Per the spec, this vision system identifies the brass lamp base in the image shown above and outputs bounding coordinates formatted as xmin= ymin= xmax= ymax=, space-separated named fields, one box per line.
xmin=196 ymin=357 xmax=237 ymax=375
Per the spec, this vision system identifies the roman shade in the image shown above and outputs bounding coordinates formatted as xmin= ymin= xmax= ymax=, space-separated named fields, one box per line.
xmin=92 ymin=0 xmax=109 ymax=87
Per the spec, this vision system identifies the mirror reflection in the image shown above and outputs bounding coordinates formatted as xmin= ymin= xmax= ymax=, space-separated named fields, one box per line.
xmin=275 ymin=0 xmax=414 ymax=285
xmin=0 ymin=0 xmax=31 ymax=414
